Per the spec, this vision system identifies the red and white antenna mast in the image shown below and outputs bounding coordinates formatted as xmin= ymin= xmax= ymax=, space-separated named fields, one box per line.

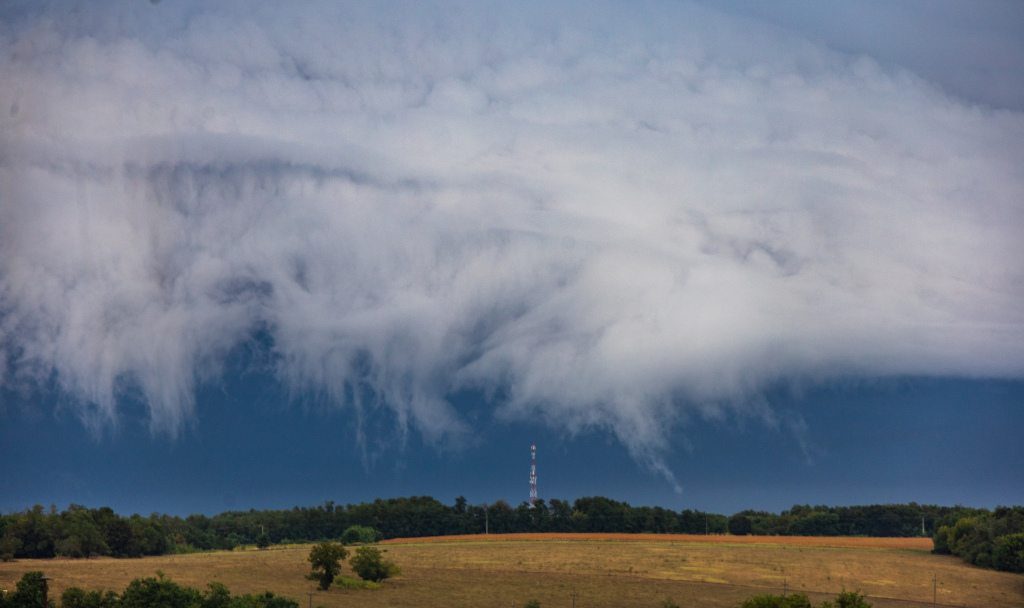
xmin=529 ymin=444 xmax=537 ymax=506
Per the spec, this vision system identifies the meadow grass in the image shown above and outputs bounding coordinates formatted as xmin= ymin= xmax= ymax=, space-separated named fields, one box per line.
xmin=1 ymin=536 xmax=1021 ymax=608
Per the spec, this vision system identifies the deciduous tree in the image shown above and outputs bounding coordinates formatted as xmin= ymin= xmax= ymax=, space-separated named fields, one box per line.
xmin=306 ymin=542 xmax=348 ymax=590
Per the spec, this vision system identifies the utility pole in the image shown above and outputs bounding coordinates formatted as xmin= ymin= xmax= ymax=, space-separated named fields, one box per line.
xmin=921 ymin=515 xmax=926 ymax=536
xmin=483 ymin=503 xmax=489 ymax=535
xmin=307 ymin=586 xmax=314 ymax=608
xmin=783 ymin=578 xmax=787 ymax=596
xmin=933 ymin=573 xmax=937 ymax=605
xmin=570 ymin=586 xmax=580 ymax=608
xmin=705 ymin=515 xmax=708 ymax=535
xmin=40 ymin=575 xmax=51 ymax=608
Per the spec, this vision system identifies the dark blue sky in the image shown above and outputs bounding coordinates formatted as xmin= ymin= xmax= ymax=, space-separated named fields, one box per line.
xmin=3 ymin=372 xmax=1021 ymax=516
xmin=1 ymin=1 xmax=1023 ymax=519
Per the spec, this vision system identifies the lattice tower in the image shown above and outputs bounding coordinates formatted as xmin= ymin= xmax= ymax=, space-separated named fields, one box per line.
xmin=529 ymin=444 xmax=537 ymax=506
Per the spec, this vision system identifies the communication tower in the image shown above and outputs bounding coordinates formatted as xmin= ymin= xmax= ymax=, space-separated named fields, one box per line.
xmin=529 ymin=444 xmax=537 ymax=506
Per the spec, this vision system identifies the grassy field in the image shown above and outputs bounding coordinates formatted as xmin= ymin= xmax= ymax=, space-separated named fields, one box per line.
xmin=2 ymin=535 xmax=1022 ymax=608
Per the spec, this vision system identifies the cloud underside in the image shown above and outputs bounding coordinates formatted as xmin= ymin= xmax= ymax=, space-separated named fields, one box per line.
xmin=1 ymin=1 xmax=1022 ymax=478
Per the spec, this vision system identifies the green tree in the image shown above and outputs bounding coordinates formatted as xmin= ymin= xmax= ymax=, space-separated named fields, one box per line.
xmin=255 ymin=533 xmax=270 ymax=550
xmin=60 ymin=587 xmax=118 ymax=608
xmin=203 ymin=582 xmax=232 ymax=608
xmin=61 ymin=505 xmax=109 ymax=558
xmin=0 ymin=533 xmax=22 ymax=562
xmin=119 ymin=572 xmax=202 ymax=608
xmin=728 ymin=515 xmax=752 ymax=536
xmin=306 ymin=542 xmax=348 ymax=590
xmin=103 ymin=519 xmax=133 ymax=558
xmin=348 ymin=546 xmax=400 ymax=583
xmin=6 ymin=572 xmax=50 ymax=608
xmin=524 ymin=600 xmax=541 ymax=608
xmin=993 ymin=533 xmax=1024 ymax=573
xmin=932 ymin=525 xmax=951 ymax=554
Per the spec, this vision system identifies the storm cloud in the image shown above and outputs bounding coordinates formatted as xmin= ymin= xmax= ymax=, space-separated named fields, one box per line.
xmin=1 ymin=0 xmax=1022 ymax=477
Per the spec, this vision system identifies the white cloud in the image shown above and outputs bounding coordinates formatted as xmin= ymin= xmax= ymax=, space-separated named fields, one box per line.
xmin=1 ymin=1 xmax=1022 ymax=477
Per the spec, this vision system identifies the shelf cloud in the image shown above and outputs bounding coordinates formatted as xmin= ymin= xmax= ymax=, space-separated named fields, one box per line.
xmin=2 ymin=0 xmax=1022 ymax=479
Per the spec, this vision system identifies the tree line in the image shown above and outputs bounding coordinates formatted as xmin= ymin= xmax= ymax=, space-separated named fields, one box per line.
xmin=2 ymin=498 xmax=1020 ymax=572
xmin=0 ymin=497 xmax=727 ymax=559
xmin=931 ymin=505 xmax=1024 ymax=572
xmin=725 ymin=503 xmax=958 ymax=538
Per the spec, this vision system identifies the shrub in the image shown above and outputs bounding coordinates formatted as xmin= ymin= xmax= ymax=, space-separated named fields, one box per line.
xmin=348 ymin=546 xmax=400 ymax=583
xmin=170 ymin=543 xmax=200 ymax=555
xmin=341 ymin=526 xmax=380 ymax=545
xmin=524 ymin=601 xmax=541 ymax=608
xmin=827 ymin=589 xmax=871 ymax=608
xmin=738 ymin=593 xmax=812 ymax=608
xmin=738 ymin=591 xmax=869 ymax=608
xmin=330 ymin=577 xmax=382 ymax=590
xmin=230 ymin=591 xmax=299 ymax=608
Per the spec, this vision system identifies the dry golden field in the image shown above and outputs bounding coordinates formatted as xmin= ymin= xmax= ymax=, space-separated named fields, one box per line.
xmin=2 ymin=535 xmax=1022 ymax=608
xmin=382 ymin=533 xmax=936 ymax=550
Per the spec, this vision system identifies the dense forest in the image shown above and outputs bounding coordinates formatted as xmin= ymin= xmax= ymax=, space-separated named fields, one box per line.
xmin=931 ymin=505 xmax=1024 ymax=572
xmin=1 ymin=498 xmax=1020 ymax=572
xmin=0 ymin=497 xmax=726 ymax=560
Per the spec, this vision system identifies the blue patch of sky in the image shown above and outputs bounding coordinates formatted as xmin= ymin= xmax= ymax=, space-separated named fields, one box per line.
xmin=3 ymin=368 xmax=1021 ymax=516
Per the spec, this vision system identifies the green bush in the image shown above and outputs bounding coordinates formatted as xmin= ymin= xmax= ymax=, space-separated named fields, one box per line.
xmin=340 ymin=526 xmax=380 ymax=545
xmin=822 ymin=589 xmax=871 ymax=608
xmin=524 ymin=601 xmax=541 ymax=608
xmin=348 ymin=547 xmax=400 ymax=583
xmin=738 ymin=591 xmax=868 ymax=608
xmin=9 ymin=572 xmax=298 ymax=608
xmin=737 ymin=593 xmax=812 ymax=608
xmin=169 ymin=543 xmax=201 ymax=555
xmin=229 ymin=591 xmax=299 ymax=608
xmin=330 ymin=577 xmax=382 ymax=590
